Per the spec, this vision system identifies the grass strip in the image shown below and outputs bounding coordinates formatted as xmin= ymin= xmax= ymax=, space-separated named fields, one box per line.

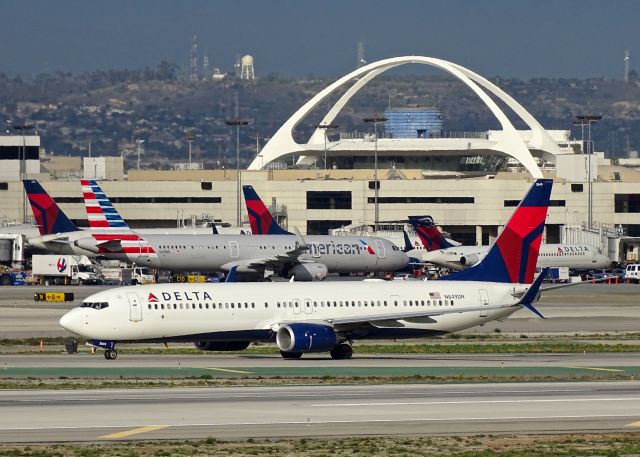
xmin=0 ymin=433 xmax=639 ymax=456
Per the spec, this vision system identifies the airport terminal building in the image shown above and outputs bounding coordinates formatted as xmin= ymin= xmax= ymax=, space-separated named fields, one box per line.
xmin=1 ymin=56 xmax=639 ymax=264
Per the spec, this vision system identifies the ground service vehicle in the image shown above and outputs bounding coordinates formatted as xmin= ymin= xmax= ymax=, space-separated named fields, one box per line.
xmin=32 ymin=255 xmax=100 ymax=285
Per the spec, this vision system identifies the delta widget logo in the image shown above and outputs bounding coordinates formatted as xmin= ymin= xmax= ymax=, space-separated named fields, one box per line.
xmin=147 ymin=293 xmax=159 ymax=303
xmin=56 ymin=257 xmax=67 ymax=273
xmin=359 ymin=240 xmax=376 ymax=255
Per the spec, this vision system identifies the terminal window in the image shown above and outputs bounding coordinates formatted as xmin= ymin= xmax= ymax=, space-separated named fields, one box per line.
xmin=307 ymin=220 xmax=352 ymax=235
xmin=504 ymin=200 xmax=565 ymax=207
xmin=615 ymin=194 xmax=640 ymax=213
xmin=571 ymin=184 xmax=583 ymax=192
xmin=307 ymin=191 xmax=352 ymax=210
xmin=368 ymin=196 xmax=474 ymax=204
xmin=200 ymin=182 xmax=212 ymax=190
xmin=56 ymin=196 xmax=222 ymax=204
xmin=0 ymin=182 xmax=7 ymax=191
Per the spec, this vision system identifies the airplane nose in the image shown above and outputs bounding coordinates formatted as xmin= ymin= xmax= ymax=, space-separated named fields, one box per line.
xmin=59 ymin=309 xmax=81 ymax=334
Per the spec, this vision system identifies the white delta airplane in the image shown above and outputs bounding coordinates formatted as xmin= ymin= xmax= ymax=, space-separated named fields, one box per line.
xmin=408 ymin=216 xmax=611 ymax=271
xmin=61 ymin=179 xmax=555 ymax=361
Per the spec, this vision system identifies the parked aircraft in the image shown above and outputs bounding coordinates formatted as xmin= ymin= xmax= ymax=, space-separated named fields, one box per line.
xmin=72 ymin=180 xmax=408 ymax=279
xmin=60 ymin=179 xmax=554 ymax=360
xmin=409 ymin=215 xmax=611 ymax=270
xmin=22 ymin=180 xmax=221 ymax=256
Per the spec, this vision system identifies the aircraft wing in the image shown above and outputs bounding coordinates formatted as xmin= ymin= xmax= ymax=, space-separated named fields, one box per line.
xmin=273 ymin=304 xmax=516 ymax=331
xmin=221 ymin=234 xmax=309 ymax=272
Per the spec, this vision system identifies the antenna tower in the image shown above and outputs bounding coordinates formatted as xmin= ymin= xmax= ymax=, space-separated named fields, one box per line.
xmin=190 ymin=35 xmax=198 ymax=81
xmin=624 ymin=49 xmax=631 ymax=83
xmin=356 ymin=41 xmax=366 ymax=68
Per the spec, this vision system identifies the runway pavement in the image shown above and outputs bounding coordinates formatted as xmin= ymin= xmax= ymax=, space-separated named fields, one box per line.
xmin=0 ymin=382 xmax=638 ymax=442
xmin=0 ymin=283 xmax=638 ymax=338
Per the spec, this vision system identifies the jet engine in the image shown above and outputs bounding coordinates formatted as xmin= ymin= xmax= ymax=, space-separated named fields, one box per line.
xmin=193 ymin=341 xmax=251 ymax=351
xmin=289 ymin=263 xmax=328 ymax=281
xmin=459 ymin=253 xmax=485 ymax=267
xmin=73 ymin=237 xmax=100 ymax=254
xmin=276 ymin=323 xmax=337 ymax=353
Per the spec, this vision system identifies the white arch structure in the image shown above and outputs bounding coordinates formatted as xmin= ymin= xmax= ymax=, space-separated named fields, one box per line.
xmin=249 ymin=56 xmax=562 ymax=177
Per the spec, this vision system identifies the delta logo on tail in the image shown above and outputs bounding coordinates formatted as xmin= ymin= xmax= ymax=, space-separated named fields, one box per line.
xmin=359 ymin=239 xmax=376 ymax=255
xmin=408 ymin=216 xmax=455 ymax=251
xmin=23 ymin=180 xmax=79 ymax=235
xmin=442 ymin=179 xmax=553 ymax=284
xmin=242 ymin=185 xmax=292 ymax=235
xmin=56 ymin=257 xmax=67 ymax=273
xmin=147 ymin=293 xmax=159 ymax=303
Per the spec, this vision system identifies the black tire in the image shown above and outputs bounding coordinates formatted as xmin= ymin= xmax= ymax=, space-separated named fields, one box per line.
xmin=280 ymin=350 xmax=303 ymax=359
xmin=44 ymin=279 xmax=51 ymax=286
xmin=330 ymin=343 xmax=353 ymax=360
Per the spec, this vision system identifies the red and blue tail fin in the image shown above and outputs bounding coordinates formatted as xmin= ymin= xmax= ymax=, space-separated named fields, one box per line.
xmin=23 ymin=180 xmax=80 ymax=235
xmin=408 ymin=216 xmax=455 ymax=251
xmin=441 ymin=178 xmax=553 ymax=284
xmin=80 ymin=180 xmax=131 ymax=231
xmin=242 ymin=185 xmax=292 ymax=235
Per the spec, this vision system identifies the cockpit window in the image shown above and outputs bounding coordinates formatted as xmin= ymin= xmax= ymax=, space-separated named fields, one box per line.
xmin=81 ymin=302 xmax=109 ymax=310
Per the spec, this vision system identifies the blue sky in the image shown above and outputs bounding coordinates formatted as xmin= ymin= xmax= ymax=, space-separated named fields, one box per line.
xmin=2 ymin=0 xmax=638 ymax=79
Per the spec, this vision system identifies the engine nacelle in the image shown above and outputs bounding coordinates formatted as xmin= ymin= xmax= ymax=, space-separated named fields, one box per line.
xmin=460 ymin=253 xmax=482 ymax=267
xmin=74 ymin=237 xmax=100 ymax=254
xmin=290 ymin=263 xmax=328 ymax=281
xmin=276 ymin=323 xmax=337 ymax=353
xmin=193 ymin=341 xmax=250 ymax=351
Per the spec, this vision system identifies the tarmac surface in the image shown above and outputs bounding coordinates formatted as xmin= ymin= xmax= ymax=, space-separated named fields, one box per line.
xmin=0 ymin=382 xmax=638 ymax=442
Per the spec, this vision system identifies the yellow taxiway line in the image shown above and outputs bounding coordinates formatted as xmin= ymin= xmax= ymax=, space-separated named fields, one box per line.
xmin=205 ymin=367 xmax=254 ymax=374
xmin=627 ymin=420 xmax=640 ymax=427
xmin=567 ymin=366 xmax=625 ymax=373
xmin=101 ymin=425 xmax=168 ymax=439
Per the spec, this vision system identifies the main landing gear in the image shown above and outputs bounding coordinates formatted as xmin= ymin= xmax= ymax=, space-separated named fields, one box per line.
xmin=330 ymin=342 xmax=353 ymax=360
xmin=104 ymin=349 xmax=118 ymax=360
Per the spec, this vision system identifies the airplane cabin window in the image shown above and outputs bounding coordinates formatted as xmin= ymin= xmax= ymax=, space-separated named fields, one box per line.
xmin=154 ymin=304 xmax=158 ymax=309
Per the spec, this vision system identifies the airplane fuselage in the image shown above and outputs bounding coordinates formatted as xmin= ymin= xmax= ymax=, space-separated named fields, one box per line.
xmin=423 ymin=243 xmax=610 ymax=271
xmin=75 ymin=233 xmax=408 ymax=274
xmin=60 ymin=280 xmax=524 ymax=343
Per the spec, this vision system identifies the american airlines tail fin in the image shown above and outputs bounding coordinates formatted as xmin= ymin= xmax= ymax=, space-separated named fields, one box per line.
xmin=442 ymin=179 xmax=553 ymax=284
xmin=408 ymin=216 xmax=455 ymax=251
xmin=80 ymin=180 xmax=131 ymax=231
xmin=242 ymin=185 xmax=292 ymax=235
xmin=23 ymin=180 xmax=80 ymax=235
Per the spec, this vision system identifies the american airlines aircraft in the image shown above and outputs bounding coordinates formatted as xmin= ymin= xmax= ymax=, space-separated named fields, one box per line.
xmin=22 ymin=180 xmax=220 ymax=256
xmin=409 ymin=215 xmax=611 ymax=270
xmin=60 ymin=179 xmax=554 ymax=360
xmin=71 ymin=180 xmax=408 ymax=279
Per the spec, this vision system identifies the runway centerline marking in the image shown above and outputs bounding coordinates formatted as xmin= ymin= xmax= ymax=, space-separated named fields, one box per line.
xmin=205 ymin=367 xmax=253 ymax=374
xmin=627 ymin=420 xmax=640 ymax=427
xmin=567 ymin=366 xmax=625 ymax=372
xmin=311 ymin=397 xmax=640 ymax=407
xmin=101 ymin=425 xmax=168 ymax=439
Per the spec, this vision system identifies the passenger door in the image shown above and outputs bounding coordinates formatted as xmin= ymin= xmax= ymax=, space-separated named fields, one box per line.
xmin=375 ymin=240 xmax=386 ymax=259
xmin=229 ymin=241 xmax=239 ymax=258
xmin=127 ymin=292 xmax=142 ymax=322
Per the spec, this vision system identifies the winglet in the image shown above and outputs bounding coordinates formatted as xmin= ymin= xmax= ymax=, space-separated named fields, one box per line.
xmin=211 ymin=224 xmax=219 ymax=235
xmin=23 ymin=180 xmax=80 ymax=235
xmin=401 ymin=230 xmax=413 ymax=253
xmin=225 ymin=266 xmax=238 ymax=282
xmin=519 ymin=268 xmax=548 ymax=318
xmin=242 ymin=185 xmax=292 ymax=235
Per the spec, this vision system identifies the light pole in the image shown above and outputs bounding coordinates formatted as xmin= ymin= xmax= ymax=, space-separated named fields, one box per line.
xmin=225 ymin=118 xmax=249 ymax=227
xmin=574 ymin=115 xmax=602 ymax=229
xmin=185 ymin=130 xmax=195 ymax=169
xmin=316 ymin=123 xmax=339 ymax=169
xmin=363 ymin=116 xmax=386 ymax=234
xmin=136 ymin=139 xmax=144 ymax=172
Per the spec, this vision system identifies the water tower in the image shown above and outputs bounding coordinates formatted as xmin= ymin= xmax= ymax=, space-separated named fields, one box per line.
xmin=240 ymin=55 xmax=255 ymax=80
